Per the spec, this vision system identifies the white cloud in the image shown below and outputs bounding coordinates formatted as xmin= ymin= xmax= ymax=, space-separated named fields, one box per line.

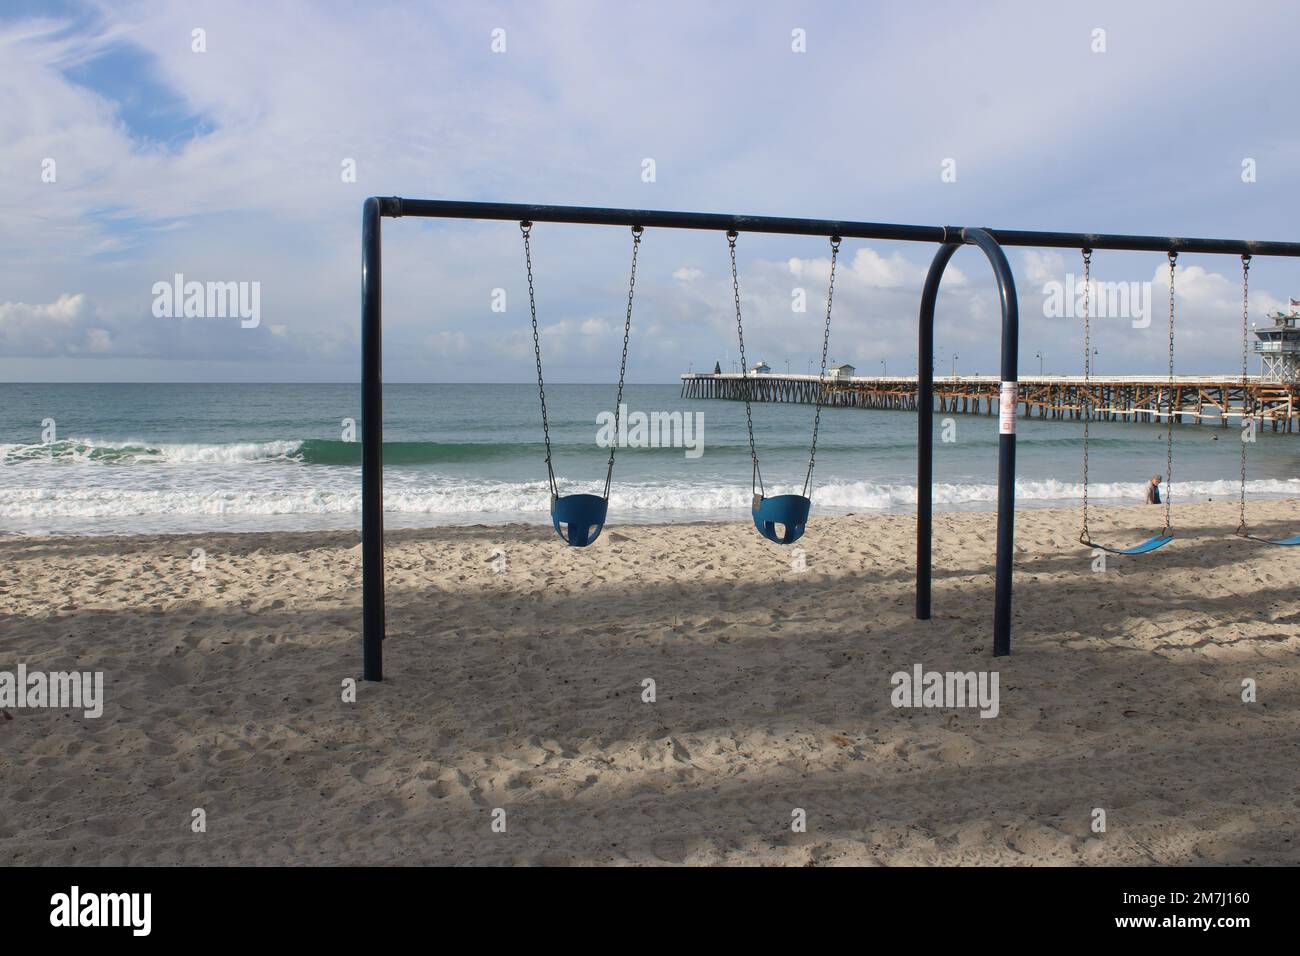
xmin=0 ymin=293 xmax=89 ymax=354
xmin=1020 ymin=250 xmax=1066 ymax=289
xmin=424 ymin=330 xmax=468 ymax=355
xmin=541 ymin=319 xmax=610 ymax=337
xmin=83 ymin=328 xmax=112 ymax=352
xmin=3 ymin=2 xmax=1300 ymax=381
xmin=787 ymin=248 xmax=962 ymax=290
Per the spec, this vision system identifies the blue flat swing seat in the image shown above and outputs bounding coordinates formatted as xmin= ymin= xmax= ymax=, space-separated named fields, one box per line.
xmin=1243 ymin=532 xmax=1300 ymax=547
xmin=551 ymin=493 xmax=608 ymax=548
xmin=1085 ymin=533 xmax=1174 ymax=556
xmin=752 ymin=494 xmax=811 ymax=546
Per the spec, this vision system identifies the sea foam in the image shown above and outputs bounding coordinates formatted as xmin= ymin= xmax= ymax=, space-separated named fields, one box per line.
xmin=1 ymin=478 xmax=1296 ymax=519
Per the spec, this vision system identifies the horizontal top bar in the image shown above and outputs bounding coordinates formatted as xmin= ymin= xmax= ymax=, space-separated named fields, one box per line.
xmin=375 ymin=197 xmax=1300 ymax=258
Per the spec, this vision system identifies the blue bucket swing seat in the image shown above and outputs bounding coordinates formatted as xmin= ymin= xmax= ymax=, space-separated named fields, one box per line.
xmin=522 ymin=220 xmax=642 ymax=548
xmin=551 ymin=493 xmax=609 ymax=548
xmin=729 ymin=231 xmax=841 ymax=547
xmin=752 ymin=493 xmax=812 ymax=545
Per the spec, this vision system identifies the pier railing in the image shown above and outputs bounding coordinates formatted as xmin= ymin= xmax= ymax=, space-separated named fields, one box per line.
xmin=681 ymin=372 xmax=1299 ymax=430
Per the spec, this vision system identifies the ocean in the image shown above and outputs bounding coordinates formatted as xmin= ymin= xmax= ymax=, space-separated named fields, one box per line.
xmin=1 ymin=382 xmax=1297 ymax=536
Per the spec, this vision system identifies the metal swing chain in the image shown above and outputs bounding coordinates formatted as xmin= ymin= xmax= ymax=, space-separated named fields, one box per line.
xmin=604 ymin=225 xmax=643 ymax=499
xmin=1079 ymin=248 xmax=1093 ymax=546
xmin=803 ymin=235 xmax=841 ymax=497
xmin=1163 ymin=251 xmax=1177 ymax=537
xmin=728 ymin=230 xmax=764 ymax=498
xmin=521 ymin=221 xmax=558 ymax=498
xmin=1237 ymin=254 xmax=1252 ymax=536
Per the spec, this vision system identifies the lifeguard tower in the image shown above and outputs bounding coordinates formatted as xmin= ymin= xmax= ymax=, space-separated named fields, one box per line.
xmin=1254 ymin=301 xmax=1300 ymax=382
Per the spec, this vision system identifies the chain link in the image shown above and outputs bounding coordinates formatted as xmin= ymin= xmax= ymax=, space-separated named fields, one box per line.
xmin=524 ymin=222 xmax=644 ymax=502
xmin=1163 ymin=251 xmax=1176 ymax=536
xmin=604 ymin=226 xmax=642 ymax=498
xmin=1237 ymin=254 xmax=1251 ymax=535
xmin=521 ymin=221 xmax=557 ymax=497
xmin=803 ymin=235 xmax=840 ymax=496
xmin=728 ymin=231 xmax=764 ymax=497
xmin=1079 ymin=248 xmax=1092 ymax=545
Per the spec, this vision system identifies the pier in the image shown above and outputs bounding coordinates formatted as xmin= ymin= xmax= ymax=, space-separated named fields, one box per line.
xmin=680 ymin=372 xmax=1300 ymax=430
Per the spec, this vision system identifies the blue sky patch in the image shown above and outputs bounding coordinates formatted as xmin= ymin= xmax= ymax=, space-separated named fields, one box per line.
xmin=61 ymin=40 xmax=214 ymax=151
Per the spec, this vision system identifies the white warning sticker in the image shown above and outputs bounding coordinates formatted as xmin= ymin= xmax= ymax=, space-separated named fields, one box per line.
xmin=999 ymin=381 xmax=1018 ymax=435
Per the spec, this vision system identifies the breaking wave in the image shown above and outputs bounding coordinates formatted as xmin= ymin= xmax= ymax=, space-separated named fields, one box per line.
xmin=2 ymin=477 xmax=1296 ymax=520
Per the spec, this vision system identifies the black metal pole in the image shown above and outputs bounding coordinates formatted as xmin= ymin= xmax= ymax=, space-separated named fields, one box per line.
xmin=916 ymin=242 xmax=960 ymax=621
xmin=361 ymin=198 xmax=384 ymax=681
xmin=387 ymin=197 xmax=944 ymax=244
xmin=960 ymin=228 xmax=1019 ymax=657
xmin=381 ymin=197 xmax=1300 ymax=258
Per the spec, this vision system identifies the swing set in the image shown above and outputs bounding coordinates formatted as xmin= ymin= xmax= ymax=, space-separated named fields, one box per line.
xmin=1077 ymin=250 xmax=1179 ymax=555
xmin=728 ymin=230 xmax=840 ymax=546
xmin=1077 ymin=248 xmax=1300 ymax=553
xmin=522 ymin=224 xmax=839 ymax=548
xmin=359 ymin=197 xmax=1300 ymax=680
xmin=522 ymin=220 xmax=641 ymax=547
xmin=1234 ymin=255 xmax=1300 ymax=547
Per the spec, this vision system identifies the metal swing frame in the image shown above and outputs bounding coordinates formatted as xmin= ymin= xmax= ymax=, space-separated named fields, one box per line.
xmin=361 ymin=196 xmax=1300 ymax=680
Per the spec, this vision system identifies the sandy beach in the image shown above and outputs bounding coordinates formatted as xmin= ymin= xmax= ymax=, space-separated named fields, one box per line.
xmin=2 ymin=499 xmax=1298 ymax=866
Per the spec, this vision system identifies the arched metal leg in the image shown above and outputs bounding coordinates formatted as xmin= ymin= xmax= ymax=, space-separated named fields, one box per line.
xmin=916 ymin=229 xmax=1019 ymax=657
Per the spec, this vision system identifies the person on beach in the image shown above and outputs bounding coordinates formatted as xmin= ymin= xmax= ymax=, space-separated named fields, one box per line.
xmin=1145 ymin=474 xmax=1162 ymax=505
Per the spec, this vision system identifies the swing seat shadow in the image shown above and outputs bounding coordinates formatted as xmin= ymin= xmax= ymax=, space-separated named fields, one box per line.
xmin=752 ymin=494 xmax=811 ymax=545
xmin=551 ymin=493 xmax=608 ymax=547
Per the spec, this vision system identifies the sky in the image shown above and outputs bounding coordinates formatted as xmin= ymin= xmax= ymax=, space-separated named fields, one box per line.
xmin=2 ymin=0 xmax=1300 ymax=383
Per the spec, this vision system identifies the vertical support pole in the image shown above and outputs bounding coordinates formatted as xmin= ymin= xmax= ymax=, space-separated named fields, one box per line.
xmin=361 ymin=198 xmax=384 ymax=680
xmin=916 ymin=242 xmax=959 ymax=621
xmin=961 ymin=229 xmax=1019 ymax=658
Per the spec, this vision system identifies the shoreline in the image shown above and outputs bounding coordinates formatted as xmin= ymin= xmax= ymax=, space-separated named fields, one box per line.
xmin=5 ymin=490 xmax=1299 ymax=539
